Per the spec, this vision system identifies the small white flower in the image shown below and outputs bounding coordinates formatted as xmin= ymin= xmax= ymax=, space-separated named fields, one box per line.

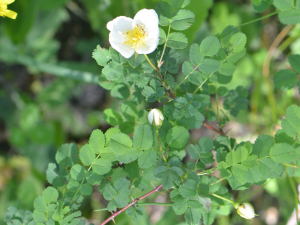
xmin=147 ymin=109 xmax=164 ymax=129
xmin=237 ymin=203 xmax=256 ymax=219
xmin=107 ymin=9 xmax=159 ymax=58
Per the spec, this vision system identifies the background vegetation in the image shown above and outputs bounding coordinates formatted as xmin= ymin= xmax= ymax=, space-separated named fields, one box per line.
xmin=1 ymin=0 xmax=300 ymax=224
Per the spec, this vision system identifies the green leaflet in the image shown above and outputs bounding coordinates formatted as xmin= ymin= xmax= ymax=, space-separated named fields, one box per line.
xmin=270 ymin=143 xmax=300 ymax=163
xmin=154 ymin=163 xmax=183 ymax=189
xmin=171 ymin=9 xmax=195 ymax=31
xmin=179 ymin=180 xmax=197 ymax=198
xmin=79 ymin=144 xmax=95 ymax=166
xmin=200 ymin=36 xmax=220 ymax=56
xmin=229 ymin=32 xmax=247 ymax=52
xmin=289 ymin=55 xmax=300 ymax=73
xmin=138 ymin=149 xmax=157 ymax=169
xmin=167 ymin=32 xmax=188 ymax=49
xmin=70 ymin=164 xmax=86 ymax=181
xmin=55 ymin=143 xmax=79 ymax=168
xmin=166 ymin=126 xmax=190 ymax=149
xmin=188 ymin=137 xmax=213 ymax=161
xmin=279 ymin=9 xmax=300 ymax=24
xmin=110 ymin=133 xmax=142 ymax=163
xmin=121 ymin=101 xmax=138 ymax=122
xmin=133 ymin=124 xmax=154 ymax=150
xmin=252 ymin=134 xmax=274 ymax=158
xmin=102 ymin=61 xmax=123 ymax=81
xmin=92 ymin=45 xmax=110 ymax=66
xmin=189 ymin=43 xmax=204 ymax=66
xmin=282 ymin=105 xmax=300 ymax=137
xmin=273 ymin=69 xmax=297 ymax=90
xmin=225 ymin=146 xmax=248 ymax=166
xmin=111 ymin=84 xmax=130 ymax=100
xmin=103 ymin=109 xmax=123 ymax=126
xmin=89 ymin=129 xmax=105 ymax=154
xmin=155 ymin=1 xmax=172 ymax=26
xmin=92 ymin=159 xmax=112 ymax=175
xmin=273 ymin=0 xmax=294 ymax=10
xmin=185 ymin=207 xmax=202 ymax=225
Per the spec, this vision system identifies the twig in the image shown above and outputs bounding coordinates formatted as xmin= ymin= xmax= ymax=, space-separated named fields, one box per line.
xmin=100 ymin=184 xmax=163 ymax=225
xmin=203 ymin=122 xmax=225 ymax=136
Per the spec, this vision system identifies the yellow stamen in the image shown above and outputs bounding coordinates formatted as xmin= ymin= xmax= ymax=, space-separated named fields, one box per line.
xmin=123 ymin=24 xmax=147 ymax=48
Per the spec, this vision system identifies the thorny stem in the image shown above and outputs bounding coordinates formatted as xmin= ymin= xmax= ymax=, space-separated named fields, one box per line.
xmin=203 ymin=122 xmax=225 ymax=136
xmin=100 ymin=184 xmax=163 ymax=225
xmin=144 ymin=54 xmax=160 ymax=73
xmin=159 ymin=22 xmax=171 ymax=68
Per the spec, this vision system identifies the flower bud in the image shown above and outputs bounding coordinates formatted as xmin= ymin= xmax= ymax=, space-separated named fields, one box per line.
xmin=236 ymin=203 xmax=256 ymax=219
xmin=147 ymin=109 xmax=164 ymax=129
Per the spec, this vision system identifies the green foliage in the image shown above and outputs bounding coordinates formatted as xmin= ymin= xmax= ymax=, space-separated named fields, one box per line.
xmin=5 ymin=0 xmax=300 ymax=225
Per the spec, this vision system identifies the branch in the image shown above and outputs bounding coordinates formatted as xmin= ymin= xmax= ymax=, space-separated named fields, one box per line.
xmin=203 ymin=122 xmax=225 ymax=136
xmin=100 ymin=184 xmax=163 ymax=225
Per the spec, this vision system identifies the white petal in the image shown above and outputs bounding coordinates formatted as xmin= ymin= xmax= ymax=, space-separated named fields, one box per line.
xmin=107 ymin=16 xmax=133 ymax=33
xmin=133 ymin=9 xmax=159 ymax=31
xmin=153 ymin=110 xmax=160 ymax=125
xmin=135 ymin=43 xmax=155 ymax=54
xmin=148 ymin=111 xmax=154 ymax=124
xmin=108 ymin=31 xmax=135 ymax=58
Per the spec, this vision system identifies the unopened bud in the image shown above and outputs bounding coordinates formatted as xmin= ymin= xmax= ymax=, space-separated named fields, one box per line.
xmin=236 ymin=203 xmax=256 ymax=219
xmin=147 ymin=109 xmax=164 ymax=129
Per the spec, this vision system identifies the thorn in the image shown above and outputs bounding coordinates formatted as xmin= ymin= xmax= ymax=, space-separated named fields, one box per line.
xmin=110 ymin=212 xmax=116 ymax=224
xmin=158 ymin=61 xmax=164 ymax=68
xmin=225 ymin=127 xmax=232 ymax=135
xmin=151 ymin=183 xmax=156 ymax=189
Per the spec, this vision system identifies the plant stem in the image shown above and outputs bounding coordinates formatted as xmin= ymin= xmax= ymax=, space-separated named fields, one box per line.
xmin=283 ymin=163 xmax=300 ymax=169
xmin=210 ymin=178 xmax=224 ymax=186
xmin=238 ymin=182 xmax=268 ymax=202
xmin=203 ymin=122 xmax=225 ymax=135
xmin=212 ymin=193 xmax=235 ymax=204
xmin=156 ymin=130 xmax=167 ymax=162
xmin=238 ymin=11 xmax=280 ymax=27
xmin=262 ymin=25 xmax=293 ymax=123
xmin=100 ymin=184 xmax=163 ymax=225
xmin=159 ymin=22 xmax=171 ymax=68
xmin=137 ymin=202 xmax=173 ymax=206
xmin=95 ymin=202 xmax=173 ymax=212
xmin=144 ymin=54 xmax=160 ymax=73
xmin=193 ymin=73 xmax=213 ymax=94
xmin=68 ymin=154 xmax=101 ymax=206
xmin=197 ymin=168 xmax=216 ymax=176
xmin=215 ymin=83 xmax=220 ymax=119
xmin=289 ymin=176 xmax=300 ymax=225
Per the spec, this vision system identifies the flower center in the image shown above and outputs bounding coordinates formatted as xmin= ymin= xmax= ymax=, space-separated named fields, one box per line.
xmin=123 ymin=24 xmax=148 ymax=48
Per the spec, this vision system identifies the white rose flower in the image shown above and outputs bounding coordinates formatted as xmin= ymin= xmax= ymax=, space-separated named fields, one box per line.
xmin=106 ymin=9 xmax=159 ymax=58
xmin=236 ymin=203 xmax=256 ymax=219
xmin=147 ymin=109 xmax=164 ymax=129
